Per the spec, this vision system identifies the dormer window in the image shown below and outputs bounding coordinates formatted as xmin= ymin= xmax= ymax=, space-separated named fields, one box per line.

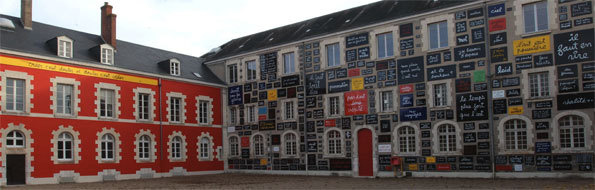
xmin=170 ymin=60 xmax=180 ymax=76
xmin=57 ymin=36 xmax=73 ymax=58
xmin=100 ymin=44 xmax=114 ymax=65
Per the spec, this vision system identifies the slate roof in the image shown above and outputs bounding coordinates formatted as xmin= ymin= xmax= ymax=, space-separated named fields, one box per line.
xmin=202 ymin=0 xmax=473 ymax=62
xmin=0 ymin=15 xmax=225 ymax=86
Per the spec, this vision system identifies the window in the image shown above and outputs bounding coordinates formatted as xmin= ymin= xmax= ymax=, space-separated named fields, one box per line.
xmin=434 ymin=83 xmax=447 ymax=107
xmin=170 ymin=61 xmax=180 ymax=76
xmin=380 ymin=91 xmax=394 ymax=112
xmin=170 ymin=97 xmax=181 ymax=122
xmin=504 ymin=119 xmax=528 ymax=150
xmin=199 ymin=137 xmax=210 ymax=159
xmin=377 ymin=32 xmax=394 ymax=58
xmin=230 ymin=108 xmax=237 ymax=125
xmin=254 ymin=135 xmax=264 ymax=156
xmin=229 ymin=136 xmax=239 ymax=157
xmin=56 ymin=84 xmax=74 ymax=115
xmin=438 ymin=124 xmax=456 ymax=152
xmin=284 ymin=101 xmax=295 ymax=120
xmin=6 ymin=130 xmax=24 ymax=148
xmin=101 ymin=47 xmax=114 ymax=65
xmin=57 ymin=132 xmax=73 ymax=161
xmin=283 ymin=52 xmax=295 ymax=74
xmin=326 ymin=43 xmax=340 ymax=67
xmin=284 ymin=133 xmax=297 ymax=156
xmin=138 ymin=93 xmax=150 ymax=120
xmin=100 ymin=134 xmax=115 ymax=160
xmin=5 ymin=78 xmax=25 ymax=112
xmin=228 ymin=64 xmax=238 ymax=83
xmin=198 ymin=100 xmax=209 ymax=124
xmin=398 ymin=126 xmax=416 ymax=153
xmin=58 ymin=39 xmax=72 ymax=58
xmin=428 ymin=21 xmax=448 ymax=50
xmin=559 ymin=115 xmax=585 ymax=149
xmin=171 ymin=136 xmax=182 ymax=159
xmin=523 ymin=1 xmax=548 ymax=33
xmin=247 ymin=105 xmax=256 ymax=123
xmin=138 ymin=135 xmax=151 ymax=160
xmin=529 ymin=72 xmax=549 ymax=98
xmin=99 ymin=89 xmax=115 ymax=118
xmin=328 ymin=130 xmax=342 ymax=155
xmin=246 ymin=60 xmax=257 ymax=81
xmin=329 ymin=96 xmax=340 ymax=116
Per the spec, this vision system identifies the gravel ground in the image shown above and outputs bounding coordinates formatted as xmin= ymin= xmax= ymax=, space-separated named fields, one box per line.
xmin=5 ymin=173 xmax=595 ymax=189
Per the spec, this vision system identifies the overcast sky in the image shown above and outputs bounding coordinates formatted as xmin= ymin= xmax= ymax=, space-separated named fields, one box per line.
xmin=1 ymin=0 xmax=378 ymax=57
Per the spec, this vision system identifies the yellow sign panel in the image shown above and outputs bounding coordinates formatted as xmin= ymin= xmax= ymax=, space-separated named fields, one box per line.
xmin=408 ymin=164 xmax=419 ymax=171
xmin=512 ymin=35 xmax=551 ymax=55
xmin=0 ymin=55 xmax=157 ymax=85
xmin=426 ymin=157 xmax=436 ymax=164
xmin=267 ymin=89 xmax=278 ymax=101
xmin=260 ymin=158 xmax=268 ymax=165
xmin=508 ymin=106 xmax=524 ymax=115
xmin=351 ymin=77 xmax=364 ymax=90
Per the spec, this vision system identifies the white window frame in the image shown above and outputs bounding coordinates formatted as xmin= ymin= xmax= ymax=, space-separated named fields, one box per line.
xmin=528 ymin=72 xmax=550 ymax=98
xmin=323 ymin=128 xmax=345 ymax=157
xmin=497 ymin=115 xmax=535 ymax=154
xmin=428 ymin=21 xmax=449 ymax=50
xmin=134 ymin=129 xmax=156 ymax=163
xmin=431 ymin=121 xmax=461 ymax=155
xmin=252 ymin=134 xmax=266 ymax=157
xmin=552 ymin=111 xmax=593 ymax=153
xmin=133 ymin=87 xmax=156 ymax=122
xmin=245 ymin=104 xmax=257 ymax=123
xmin=4 ymin=78 xmax=25 ymax=112
xmin=51 ymin=125 xmax=81 ymax=164
xmin=172 ymin=137 xmax=182 ymax=159
xmin=57 ymin=132 xmax=74 ymax=161
xmin=522 ymin=67 xmax=555 ymax=100
xmin=196 ymin=96 xmax=213 ymax=125
xmin=377 ymin=89 xmax=396 ymax=112
xmin=398 ymin=126 xmax=416 ymax=153
xmin=326 ymin=43 xmax=341 ymax=67
xmin=229 ymin=135 xmax=240 ymax=157
xmin=94 ymin=83 xmax=120 ymax=119
xmin=6 ymin=130 xmax=25 ymax=148
xmin=513 ymin=0 xmax=558 ymax=35
xmin=199 ymin=137 xmax=210 ymax=159
xmin=504 ymin=119 xmax=528 ymax=150
xmin=57 ymin=36 xmax=73 ymax=58
xmin=99 ymin=89 xmax=115 ymax=118
xmin=321 ymin=37 xmax=344 ymax=70
xmin=522 ymin=1 xmax=549 ymax=34
xmin=227 ymin=63 xmax=238 ymax=84
xmin=245 ymin=60 xmax=257 ymax=81
xmin=393 ymin=122 xmax=420 ymax=156
xmin=55 ymin=83 xmax=74 ymax=115
xmin=281 ymin=99 xmax=298 ymax=121
xmin=229 ymin=107 xmax=238 ymax=125
xmin=100 ymin=134 xmax=115 ymax=161
xmin=0 ymin=70 xmax=34 ymax=114
xmin=283 ymin=52 xmax=296 ymax=74
xmin=427 ymin=79 xmax=453 ymax=108
xmin=281 ymin=131 xmax=299 ymax=157
xmin=170 ymin=59 xmax=180 ymax=76
xmin=376 ymin=32 xmax=394 ymax=59
xmin=51 ymin=77 xmax=80 ymax=117
xmin=421 ymin=14 xmax=454 ymax=52
xmin=100 ymin=44 xmax=114 ymax=65
xmin=166 ymin=92 xmax=186 ymax=124
xmin=558 ymin=115 xmax=586 ymax=149
xmin=168 ymin=131 xmax=187 ymax=162
xmin=325 ymin=94 xmax=345 ymax=117
xmin=138 ymin=135 xmax=151 ymax=160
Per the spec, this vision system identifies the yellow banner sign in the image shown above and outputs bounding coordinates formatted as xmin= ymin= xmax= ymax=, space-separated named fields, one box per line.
xmin=408 ymin=164 xmax=419 ymax=171
xmin=512 ymin=35 xmax=550 ymax=55
xmin=260 ymin=158 xmax=268 ymax=165
xmin=426 ymin=157 xmax=436 ymax=164
xmin=267 ymin=89 xmax=278 ymax=101
xmin=351 ymin=77 xmax=364 ymax=90
xmin=0 ymin=55 xmax=157 ymax=85
xmin=508 ymin=106 xmax=524 ymax=115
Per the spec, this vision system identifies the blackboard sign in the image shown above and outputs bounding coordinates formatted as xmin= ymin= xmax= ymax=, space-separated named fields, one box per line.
xmin=456 ymin=78 xmax=471 ymax=93
xmin=244 ymin=83 xmax=252 ymax=92
xmin=336 ymin=68 xmax=348 ymax=78
xmin=554 ymin=164 xmax=572 ymax=170
xmin=399 ymin=23 xmax=413 ymax=38
xmin=516 ymin=62 xmax=533 ymax=71
xmin=229 ymin=85 xmax=243 ymax=105
xmin=488 ymin=3 xmax=505 ymax=17
xmin=571 ymin=1 xmax=592 ymax=17
xmin=459 ymin=62 xmax=475 ymax=71
xmin=307 ymin=141 xmax=317 ymax=152
xmin=510 ymin=156 xmax=524 ymax=164
xmin=536 ymin=155 xmax=552 ymax=166
xmin=495 ymin=156 xmax=508 ymax=164
xmin=357 ymin=61 xmax=366 ymax=67
xmin=515 ymin=55 xmax=532 ymax=63
xmin=456 ymin=92 xmax=489 ymax=121
xmin=400 ymin=94 xmax=414 ymax=107
xmin=455 ymin=11 xmax=466 ymax=20
xmin=397 ymin=56 xmax=425 ymax=84
xmin=477 ymin=156 xmax=491 ymax=164
xmin=553 ymin=155 xmax=572 ymax=162
xmin=554 ymin=29 xmax=594 ymax=64
xmin=306 ymin=72 xmax=326 ymax=96
xmin=241 ymin=149 xmax=250 ymax=158
xmin=478 ymin=132 xmax=489 ymax=139
xmin=400 ymin=107 xmax=427 ymax=121
xmin=478 ymin=142 xmax=490 ymax=149
xmin=495 ymin=63 xmax=513 ymax=76
xmin=559 ymin=79 xmax=579 ymax=93
xmin=490 ymin=32 xmax=507 ymax=46
xmin=558 ymin=64 xmax=578 ymax=79
xmin=346 ymin=49 xmax=357 ymax=62
xmin=376 ymin=60 xmax=388 ymax=70
xmin=380 ymin=120 xmax=391 ymax=133
xmin=327 ymin=70 xmax=336 ymax=80
xmin=456 ymin=21 xmax=467 ymax=33
xmin=456 ymin=35 xmax=469 ymax=46
xmin=585 ymin=82 xmax=595 ymax=91
xmin=443 ymin=51 xmax=452 ymax=61
xmin=400 ymin=38 xmax=414 ymax=50
xmin=463 ymin=122 xmax=475 ymax=130
xmin=490 ymin=47 xmax=508 ymax=63
xmin=306 ymin=97 xmax=316 ymax=108
xmin=471 ymin=28 xmax=485 ymax=43
xmin=259 ymin=120 xmax=276 ymax=131
xmin=364 ymin=76 xmax=376 ymax=84
xmin=469 ymin=19 xmax=485 ymax=27
xmin=427 ymin=53 xmax=441 ymax=65
xmin=585 ymin=72 xmax=595 ymax=81
xmin=501 ymin=77 xmax=520 ymax=87
xmin=526 ymin=155 xmax=535 ymax=166
xmin=536 ymin=122 xmax=549 ymax=130
xmin=454 ymin=44 xmax=486 ymax=61
xmin=575 ymin=17 xmax=593 ymax=26
xmin=346 ymin=33 xmax=369 ymax=48
xmin=419 ymin=122 xmax=431 ymax=130
xmin=506 ymin=89 xmax=521 ymax=97
xmin=366 ymin=114 xmax=378 ymax=124
xmin=533 ymin=54 xmax=553 ymax=67
xmin=328 ymin=80 xmax=350 ymax=93
xmin=532 ymin=109 xmax=551 ymax=119
xmin=508 ymin=98 xmax=522 ymax=106
xmin=474 ymin=83 xmax=487 ymax=91
xmin=493 ymin=99 xmax=507 ymax=114
xmin=557 ymin=92 xmax=595 ymax=110
xmin=427 ymin=64 xmax=457 ymax=81
xmin=358 ymin=47 xmax=370 ymax=60
xmin=467 ymin=8 xmax=483 ymax=18
xmin=282 ymin=75 xmax=300 ymax=87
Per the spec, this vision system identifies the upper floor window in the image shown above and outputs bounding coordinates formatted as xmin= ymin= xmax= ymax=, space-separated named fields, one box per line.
xmin=377 ymin=32 xmax=394 ymax=58
xmin=246 ymin=60 xmax=257 ymax=81
xmin=523 ymin=1 xmax=548 ymax=33
xmin=284 ymin=133 xmax=297 ymax=156
xmin=428 ymin=21 xmax=448 ymax=50
xmin=329 ymin=96 xmax=341 ymax=116
xmin=6 ymin=130 xmax=25 ymax=148
xmin=56 ymin=84 xmax=74 ymax=115
xmin=254 ymin=135 xmax=265 ymax=156
xmin=283 ymin=52 xmax=296 ymax=74
xmin=198 ymin=100 xmax=209 ymax=124
xmin=170 ymin=97 xmax=182 ymax=123
xmin=199 ymin=137 xmax=210 ymax=159
xmin=398 ymin=126 xmax=416 ymax=153
xmin=438 ymin=124 xmax=456 ymax=152
xmin=380 ymin=90 xmax=394 ymax=112
xmin=229 ymin=136 xmax=239 ymax=157
xmin=57 ymin=132 xmax=73 ymax=161
xmin=138 ymin=93 xmax=150 ymax=120
xmin=434 ymin=83 xmax=448 ymax=107
xmin=58 ymin=37 xmax=73 ymax=58
xmin=138 ymin=135 xmax=151 ymax=160
xmin=559 ymin=115 xmax=585 ymax=149
xmin=228 ymin=64 xmax=238 ymax=83
xmin=99 ymin=89 xmax=115 ymax=118
xmin=6 ymin=78 xmax=25 ymax=112
xmin=504 ymin=119 xmax=528 ymax=150
xmin=100 ymin=134 xmax=115 ymax=160
xmin=326 ymin=43 xmax=340 ymax=67
xmin=529 ymin=72 xmax=549 ymax=98
xmin=170 ymin=60 xmax=180 ymax=76
xmin=101 ymin=46 xmax=114 ymax=65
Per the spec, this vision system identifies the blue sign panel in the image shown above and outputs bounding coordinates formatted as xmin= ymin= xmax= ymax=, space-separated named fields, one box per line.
xmin=488 ymin=3 xmax=505 ymax=17
xmin=228 ymin=85 xmax=243 ymax=105
xmin=258 ymin=107 xmax=267 ymax=115
xmin=400 ymin=107 xmax=427 ymax=121
xmin=400 ymin=94 xmax=414 ymax=107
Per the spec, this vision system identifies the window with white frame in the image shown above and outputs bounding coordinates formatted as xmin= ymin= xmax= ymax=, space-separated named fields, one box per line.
xmin=199 ymin=137 xmax=210 ymax=159
xmin=284 ymin=133 xmax=297 ymax=156
xmin=559 ymin=115 xmax=585 ymax=149
xmin=170 ymin=60 xmax=180 ymax=76
xmin=434 ymin=83 xmax=447 ymax=107
xmin=138 ymin=93 xmax=150 ymax=120
xmin=171 ymin=136 xmax=182 ymax=159
xmin=380 ymin=90 xmax=394 ymax=112
xmin=523 ymin=1 xmax=548 ymax=33
xmin=377 ymin=32 xmax=394 ymax=58
xmin=254 ymin=135 xmax=265 ymax=156
xmin=170 ymin=97 xmax=182 ymax=123
xmin=56 ymin=84 xmax=74 ymax=115
xmin=428 ymin=21 xmax=448 ymax=50
xmin=283 ymin=52 xmax=296 ymax=74
xmin=229 ymin=136 xmax=239 ymax=157
xmin=6 ymin=130 xmax=25 ymax=148
xmin=284 ymin=101 xmax=295 ymax=120
xmin=5 ymin=78 xmax=25 ymax=112
xmin=329 ymin=96 xmax=341 ymax=116
xmin=398 ymin=126 xmax=416 ymax=153
xmin=228 ymin=64 xmax=238 ymax=83
xmin=438 ymin=124 xmax=456 ymax=152
xmin=138 ymin=135 xmax=151 ymax=160
xmin=529 ymin=72 xmax=549 ymax=98
xmin=328 ymin=130 xmax=342 ymax=155
xmin=101 ymin=46 xmax=114 ymax=65
xmin=504 ymin=119 xmax=528 ymax=150
xmin=246 ymin=60 xmax=257 ymax=81
xmin=57 ymin=132 xmax=73 ymax=161
xmin=247 ymin=105 xmax=256 ymax=123
xmin=198 ymin=100 xmax=209 ymax=124
xmin=58 ymin=38 xmax=72 ymax=58
xmin=99 ymin=89 xmax=115 ymax=118
xmin=230 ymin=107 xmax=237 ymax=125
xmin=326 ymin=43 xmax=341 ymax=67
xmin=100 ymin=134 xmax=115 ymax=160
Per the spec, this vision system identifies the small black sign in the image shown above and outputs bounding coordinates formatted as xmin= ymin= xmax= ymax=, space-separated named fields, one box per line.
xmin=508 ymin=98 xmax=523 ymax=106
xmin=471 ymin=28 xmax=485 ymax=43
xmin=506 ymin=89 xmax=521 ymax=97
xmin=501 ymin=77 xmax=520 ymax=87
xmin=490 ymin=47 xmax=508 ymax=63
xmin=558 ymin=64 xmax=578 ymax=79
xmin=469 ymin=19 xmax=485 ymax=27
xmin=490 ymin=32 xmax=507 ymax=46
xmin=533 ymin=54 xmax=553 ymax=67
xmin=495 ymin=63 xmax=513 ymax=76
xmin=459 ymin=62 xmax=475 ymax=71
xmin=427 ymin=64 xmax=457 ymax=81
xmin=532 ymin=109 xmax=552 ymax=119
xmin=571 ymin=1 xmax=592 ymax=17
xmin=456 ymin=21 xmax=467 ymax=33
xmin=400 ymin=38 xmax=414 ymax=50
xmin=456 ymin=35 xmax=469 ymax=45
xmin=557 ymin=92 xmax=595 ymax=110
xmin=399 ymin=23 xmax=413 ymax=38
xmin=559 ymin=79 xmax=579 ymax=93
xmin=574 ymin=17 xmax=593 ymax=26
xmin=536 ymin=122 xmax=549 ymax=130
xmin=454 ymin=44 xmax=486 ymax=61
xmin=427 ymin=53 xmax=441 ymax=65
xmin=346 ymin=33 xmax=369 ymax=48
xmin=357 ymin=47 xmax=370 ymax=60
xmin=493 ymin=99 xmax=507 ymax=115
xmin=467 ymin=8 xmax=484 ymax=18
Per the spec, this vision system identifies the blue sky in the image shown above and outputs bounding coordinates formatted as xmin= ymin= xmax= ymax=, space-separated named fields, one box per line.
xmin=1 ymin=0 xmax=378 ymax=57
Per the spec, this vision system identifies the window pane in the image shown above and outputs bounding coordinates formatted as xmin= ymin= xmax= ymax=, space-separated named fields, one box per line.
xmin=524 ymin=4 xmax=536 ymax=33
xmin=386 ymin=33 xmax=394 ymax=57
xmin=439 ymin=22 xmax=448 ymax=48
xmin=377 ymin=34 xmax=386 ymax=58
xmin=536 ymin=2 xmax=548 ymax=31
xmin=429 ymin=23 xmax=438 ymax=49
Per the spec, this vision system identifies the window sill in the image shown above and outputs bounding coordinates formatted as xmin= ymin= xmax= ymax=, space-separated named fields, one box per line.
xmin=2 ymin=111 xmax=28 ymax=116
xmin=323 ymin=154 xmax=346 ymax=159
xmin=136 ymin=119 xmax=154 ymax=124
xmin=55 ymin=114 xmax=77 ymax=119
xmin=526 ymin=97 xmax=554 ymax=101
xmin=498 ymin=150 xmax=534 ymax=155
xmin=521 ymin=30 xmax=551 ymax=38
xmin=198 ymin=158 xmax=213 ymax=161
xmin=325 ymin=64 xmax=343 ymax=70
xmin=56 ymin=160 xmax=75 ymax=164
xmin=279 ymin=72 xmax=298 ymax=77
xmin=137 ymin=159 xmax=153 ymax=163
xmin=376 ymin=55 xmax=396 ymax=61
xmin=99 ymin=160 xmax=117 ymax=164
xmin=427 ymin=47 xmax=450 ymax=53
xmin=170 ymin=159 xmax=185 ymax=162
xmin=429 ymin=106 xmax=452 ymax=110
xmin=98 ymin=117 xmax=118 ymax=121
xmin=169 ymin=121 xmax=184 ymax=125
xmin=431 ymin=151 xmax=461 ymax=156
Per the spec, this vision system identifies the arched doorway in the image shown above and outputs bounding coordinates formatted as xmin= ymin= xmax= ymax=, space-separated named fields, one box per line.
xmin=357 ymin=128 xmax=373 ymax=176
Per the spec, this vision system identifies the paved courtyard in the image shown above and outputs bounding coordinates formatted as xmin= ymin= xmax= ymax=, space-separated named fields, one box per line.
xmin=6 ymin=173 xmax=595 ymax=189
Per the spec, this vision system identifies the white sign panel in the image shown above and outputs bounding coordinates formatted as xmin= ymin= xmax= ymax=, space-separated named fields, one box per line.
xmin=492 ymin=90 xmax=506 ymax=99
xmin=227 ymin=126 xmax=235 ymax=133
xmin=378 ymin=144 xmax=392 ymax=153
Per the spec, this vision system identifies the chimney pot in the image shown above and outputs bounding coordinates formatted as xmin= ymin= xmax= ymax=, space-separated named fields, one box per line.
xmin=101 ymin=2 xmax=116 ymax=48
xmin=21 ymin=0 xmax=32 ymax=30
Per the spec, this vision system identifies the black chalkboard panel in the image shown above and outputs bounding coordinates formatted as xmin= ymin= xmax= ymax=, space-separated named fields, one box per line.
xmin=397 ymin=56 xmax=425 ymax=84
xmin=490 ymin=47 xmax=508 ymax=63
xmin=443 ymin=51 xmax=452 ymax=61
xmin=471 ymin=28 xmax=485 ymax=43
xmin=501 ymin=77 xmax=520 ymax=87
xmin=346 ymin=33 xmax=369 ymax=48
xmin=536 ymin=142 xmax=552 ymax=154
xmin=493 ymin=99 xmax=507 ymax=115
xmin=456 ymin=35 xmax=469 ymax=46
xmin=366 ymin=114 xmax=378 ymax=124
xmin=456 ymin=21 xmax=467 ymax=33
xmin=515 ymin=55 xmax=532 ymax=63
xmin=358 ymin=47 xmax=370 ymax=60
xmin=495 ymin=63 xmax=513 ymax=76
xmin=456 ymin=78 xmax=471 ymax=93
xmin=554 ymin=29 xmax=594 ymax=64
xmin=467 ymin=8 xmax=483 ymax=18
xmin=364 ymin=76 xmax=376 ymax=84
xmin=456 ymin=92 xmax=489 ymax=121
xmin=557 ymin=92 xmax=595 ymax=110
xmin=559 ymin=79 xmax=579 ymax=93
xmin=532 ymin=109 xmax=552 ymax=119
xmin=380 ymin=120 xmax=391 ymax=133
xmin=459 ymin=62 xmax=475 ymax=71
xmin=571 ymin=1 xmax=592 ymax=17
xmin=490 ymin=32 xmax=507 ymax=46
xmin=533 ymin=54 xmax=553 ymax=68
xmin=574 ymin=17 xmax=593 ymax=26
xmin=454 ymin=44 xmax=486 ymax=61
xmin=427 ymin=53 xmax=441 ymax=65
xmin=558 ymin=64 xmax=578 ymax=79
xmin=306 ymin=72 xmax=326 ymax=96
xmin=427 ymin=64 xmax=457 ymax=81
xmin=455 ymin=11 xmax=466 ymax=20
xmin=400 ymin=38 xmax=414 ymax=50
xmin=506 ymin=89 xmax=521 ymax=97
xmin=346 ymin=49 xmax=357 ymax=62
xmin=469 ymin=19 xmax=484 ymax=27
xmin=282 ymin=75 xmax=300 ymax=87
xmin=508 ymin=98 xmax=522 ymax=106
xmin=328 ymin=80 xmax=350 ymax=94
xmin=336 ymin=68 xmax=348 ymax=79
xmin=399 ymin=23 xmax=413 ymax=38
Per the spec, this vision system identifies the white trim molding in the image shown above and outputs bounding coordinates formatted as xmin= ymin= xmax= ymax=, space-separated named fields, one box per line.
xmin=250 ymin=132 xmax=267 ymax=158
xmin=513 ymin=0 xmax=558 ymax=36
xmin=0 ymin=70 xmax=34 ymax=114
xmin=280 ymin=130 xmax=300 ymax=158
xmin=420 ymin=13 xmax=455 ymax=52
xmin=197 ymin=132 xmax=215 ymax=161
xmin=426 ymin=79 xmax=453 ymax=109
xmin=167 ymin=131 xmax=187 ymax=162
xmin=166 ymin=92 xmax=187 ymax=124
xmin=50 ymin=125 xmax=82 ymax=164
xmin=369 ymin=25 xmax=399 ymax=60
xmin=323 ymin=128 xmax=346 ymax=158
xmin=95 ymin=127 xmax=122 ymax=163
xmin=50 ymin=77 xmax=81 ymax=118
xmin=94 ymin=82 xmax=121 ymax=120
xmin=133 ymin=129 xmax=157 ymax=163
xmin=521 ymin=66 xmax=556 ymax=100
xmin=196 ymin=95 xmax=214 ymax=125
xmin=132 ymin=87 xmax=156 ymax=122
xmin=320 ymin=36 xmax=345 ymax=70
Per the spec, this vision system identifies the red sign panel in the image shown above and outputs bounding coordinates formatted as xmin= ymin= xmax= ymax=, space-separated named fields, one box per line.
xmin=324 ymin=119 xmax=336 ymax=127
xmin=241 ymin=137 xmax=250 ymax=147
xmin=496 ymin=165 xmax=512 ymax=171
xmin=344 ymin=90 xmax=368 ymax=115
xmin=399 ymin=84 xmax=414 ymax=93
xmin=437 ymin=164 xmax=451 ymax=171
xmin=348 ymin=68 xmax=361 ymax=77
xmin=489 ymin=18 xmax=506 ymax=32
xmin=258 ymin=115 xmax=267 ymax=121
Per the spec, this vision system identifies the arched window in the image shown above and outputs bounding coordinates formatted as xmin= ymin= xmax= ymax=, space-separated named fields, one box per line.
xmin=6 ymin=130 xmax=25 ymax=148
xmin=254 ymin=135 xmax=264 ymax=156
xmin=284 ymin=133 xmax=297 ymax=156
xmin=438 ymin=124 xmax=456 ymax=152
xmin=229 ymin=136 xmax=239 ymax=157
xmin=139 ymin=135 xmax=151 ymax=160
xmin=559 ymin=115 xmax=585 ymax=149
xmin=172 ymin=136 xmax=182 ymax=159
xmin=200 ymin=137 xmax=210 ymax=158
xmin=398 ymin=126 xmax=416 ymax=153
xmin=504 ymin=119 xmax=527 ymax=150
xmin=58 ymin=132 xmax=73 ymax=160
xmin=101 ymin=134 xmax=115 ymax=160
xmin=328 ymin=130 xmax=342 ymax=155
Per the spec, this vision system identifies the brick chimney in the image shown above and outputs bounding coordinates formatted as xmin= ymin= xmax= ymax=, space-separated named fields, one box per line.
xmin=21 ymin=0 xmax=32 ymax=30
xmin=101 ymin=2 xmax=117 ymax=48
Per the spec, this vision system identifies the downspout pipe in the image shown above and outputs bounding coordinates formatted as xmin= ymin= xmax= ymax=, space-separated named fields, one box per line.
xmin=158 ymin=78 xmax=164 ymax=170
